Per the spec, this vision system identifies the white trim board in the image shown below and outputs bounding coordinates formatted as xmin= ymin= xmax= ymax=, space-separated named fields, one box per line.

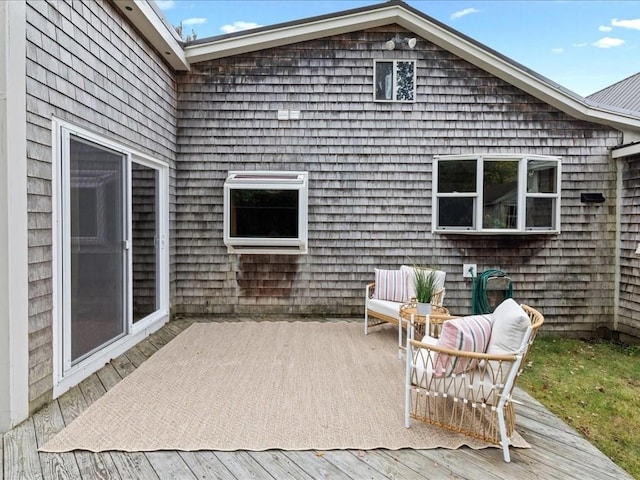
xmin=0 ymin=0 xmax=29 ymax=432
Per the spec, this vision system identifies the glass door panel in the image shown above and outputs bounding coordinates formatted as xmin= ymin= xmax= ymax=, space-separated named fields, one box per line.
xmin=131 ymin=162 xmax=159 ymax=323
xmin=69 ymin=136 xmax=126 ymax=363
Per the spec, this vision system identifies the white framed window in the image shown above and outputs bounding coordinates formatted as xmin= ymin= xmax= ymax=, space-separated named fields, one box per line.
xmin=373 ymin=60 xmax=416 ymax=102
xmin=433 ymin=154 xmax=561 ymax=234
xmin=223 ymin=171 xmax=309 ymax=254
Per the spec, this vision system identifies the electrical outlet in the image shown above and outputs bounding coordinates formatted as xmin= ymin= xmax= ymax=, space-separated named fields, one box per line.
xmin=463 ymin=263 xmax=477 ymax=278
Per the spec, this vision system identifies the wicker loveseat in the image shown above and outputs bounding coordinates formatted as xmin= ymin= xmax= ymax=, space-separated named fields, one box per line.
xmin=405 ymin=299 xmax=544 ymax=462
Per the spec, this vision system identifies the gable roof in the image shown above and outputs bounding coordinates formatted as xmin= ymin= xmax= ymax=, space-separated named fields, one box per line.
xmin=118 ymin=0 xmax=640 ymax=141
xmin=588 ymin=72 xmax=640 ymax=114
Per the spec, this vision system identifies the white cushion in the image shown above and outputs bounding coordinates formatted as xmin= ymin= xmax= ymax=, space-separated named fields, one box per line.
xmin=373 ymin=268 xmax=406 ymax=302
xmin=486 ymin=298 xmax=530 ymax=355
xmin=366 ymin=298 xmax=401 ymax=320
xmin=400 ymin=265 xmax=446 ymax=301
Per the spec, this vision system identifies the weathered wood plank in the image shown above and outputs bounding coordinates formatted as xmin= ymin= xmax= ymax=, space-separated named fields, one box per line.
xmin=162 ymin=321 xmax=190 ymax=339
xmin=343 ymin=449 xmax=429 ymax=479
xmin=135 ymin=337 xmax=160 ymax=359
xmin=3 ymin=418 xmax=43 ymax=480
xmin=249 ymin=450 xmax=315 ymax=480
xmin=145 ymin=451 xmax=198 ymax=480
xmin=108 ymin=353 xmax=137 ymax=380
xmin=320 ymin=450 xmax=389 ymax=479
xmin=57 ymin=386 xmax=87 ymax=424
xmin=124 ymin=344 xmax=150 ymax=368
xmin=412 ymin=447 xmax=511 ymax=479
xmin=454 ymin=447 xmax=564 ymax=480
xmin=178 ymin=451 xmax=238 ymax=480
xmin=145 ymin=329 xmax=172 ymax=350
xmin=58 ymin=380 xmax=121 ymax=480
xmin=110 ymin=452 xmax=160 ymax=480
xmin=88 ymin=368 xmax=164 ymax=480
xmin=32 ymin=401 xmax=82 ymax=479
xmin=283 ymin=451 xmax=352 ymax=479
xmin=380 ymin=449 xmax=455 ymax=479
xmin=516 ymin=424 xmax=629 ymax=480
xmin=96 ymin=362 xmax=125 ymax=390
xmin=213 ymin=451 xmax=276 ymax=479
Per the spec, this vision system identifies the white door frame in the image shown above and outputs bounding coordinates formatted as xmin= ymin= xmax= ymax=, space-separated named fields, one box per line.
xmin=52 ymin=118 xmax=169 ymax=397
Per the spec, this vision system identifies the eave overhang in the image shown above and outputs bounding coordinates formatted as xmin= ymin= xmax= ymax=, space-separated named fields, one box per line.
xmin=612 ymin=141 xmax=640 ymax=159
xmin=112 ymin=0 xmax=189 ymax=71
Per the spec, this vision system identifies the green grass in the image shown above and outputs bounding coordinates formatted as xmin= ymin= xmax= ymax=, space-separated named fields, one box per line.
xmin=518 ymin=336 xmax=640 ymax=478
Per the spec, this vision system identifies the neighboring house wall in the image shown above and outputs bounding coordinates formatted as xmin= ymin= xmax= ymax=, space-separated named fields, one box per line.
xmin=175 ymin=27 xmax=621 ymax=337
xmin=24 ymin=0 xmax=177 ymax=412
xmin=619 ymin=153 xmax=640 ymax=341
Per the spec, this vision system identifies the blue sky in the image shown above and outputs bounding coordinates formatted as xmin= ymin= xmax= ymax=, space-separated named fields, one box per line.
xmin=155 ymin=1 xmax=640 ymax=96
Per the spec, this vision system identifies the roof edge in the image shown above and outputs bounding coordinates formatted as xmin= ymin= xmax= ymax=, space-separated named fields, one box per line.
xmin=183 ymin=2 xmax=404 ymax=63
xmin=112 ymin=0 xmax=190 ymax=71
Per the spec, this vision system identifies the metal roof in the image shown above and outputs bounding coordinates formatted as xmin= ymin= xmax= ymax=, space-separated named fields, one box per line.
xmin=588 ymin=72 xmax=640 ymax=114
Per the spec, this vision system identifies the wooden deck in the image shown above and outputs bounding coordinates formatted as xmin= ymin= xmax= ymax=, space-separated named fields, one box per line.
xmin=2 ymin=318 xmax=633 ymax=480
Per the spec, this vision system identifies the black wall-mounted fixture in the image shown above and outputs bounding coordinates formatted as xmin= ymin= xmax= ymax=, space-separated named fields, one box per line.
xmin=580 ymin=193 xmax=605 ymax=203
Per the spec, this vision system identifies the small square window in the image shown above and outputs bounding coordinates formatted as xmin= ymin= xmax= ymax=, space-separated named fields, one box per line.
xmin=374 ymin=60 xmax=416 ymax=102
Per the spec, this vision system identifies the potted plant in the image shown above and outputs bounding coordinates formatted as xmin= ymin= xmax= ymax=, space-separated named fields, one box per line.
xmin=414 ymin=268 xmax=437 ymax=315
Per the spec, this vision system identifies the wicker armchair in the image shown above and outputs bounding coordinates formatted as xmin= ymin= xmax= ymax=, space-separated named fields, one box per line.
xmin=365 ymin=265 xmax=447 ymax=335
xmin=405 ymin=303 xmax=544 ymax=462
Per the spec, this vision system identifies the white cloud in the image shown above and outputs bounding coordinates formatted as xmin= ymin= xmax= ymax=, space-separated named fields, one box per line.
xmin=221 ymin=21 xmax=262 ymax=33
xmin=450 ymin=8 xmax=480 ymax=20
xmin=552 ymin=48 xmax=564 ymax=54
xmin=599 ymin=25 xmax=612 ymax=32
xmin=181 ymin=17 xmax=207 ymax=26
xmin=572 ymin=42 xmax=588 ymax=48
xmin=155 ymin=0 xmax=175 ymax=10
xmin=611 ymin=18 xmax=640 ymax=30
xmin=592 ymin=37 xmax=625 ymax=48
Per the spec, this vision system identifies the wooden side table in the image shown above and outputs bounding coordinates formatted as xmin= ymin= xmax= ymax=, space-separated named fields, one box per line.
xmin=399 ymin=303 xmax=457 ymax=343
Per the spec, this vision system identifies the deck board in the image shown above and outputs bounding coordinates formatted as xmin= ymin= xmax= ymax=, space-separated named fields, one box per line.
xmin=178 ymin=451 xmax=237 ymax=480
xmin=3 ymin=417 xmax=43 ymax=480
xmin=32 ymin=402 xmax=81 ymax=480
xmin=3 ymin=317 xmax=634 ymax=480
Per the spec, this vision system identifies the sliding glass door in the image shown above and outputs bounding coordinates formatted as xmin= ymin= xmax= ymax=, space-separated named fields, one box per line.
xmin=67 ymin=136 xmax=126 ymax=364
xmin=58 ymin=122 xmax=168 ymax=384
xmin=131 ymin=162 xmax=159 ymax=323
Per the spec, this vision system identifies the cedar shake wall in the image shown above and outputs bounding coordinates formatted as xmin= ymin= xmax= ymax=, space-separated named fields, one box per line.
xmin=25 ymin=0 xmax=177 ymax=412
xmin=175 ymin=27 xmax=621 ymax=337
xmin=619 ymin=154 xmax=640 ymax=341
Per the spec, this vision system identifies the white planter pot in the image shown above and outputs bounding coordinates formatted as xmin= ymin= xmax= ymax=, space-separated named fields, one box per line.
xmin=417 ymin=302 xmax=432 ymax=315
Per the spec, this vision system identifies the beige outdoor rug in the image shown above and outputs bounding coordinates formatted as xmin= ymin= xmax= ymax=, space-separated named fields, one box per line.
xmin=41 ymin=321 xmax=530 ymax=452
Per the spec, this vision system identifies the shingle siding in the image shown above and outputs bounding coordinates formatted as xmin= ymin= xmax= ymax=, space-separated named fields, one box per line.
xmin=619 ymin=153 xmax=640 ymax=341
xmin=24 ymin=0 xmax=177 ymax=412
xmin=174 ymin=27 xmax=621 ymax=334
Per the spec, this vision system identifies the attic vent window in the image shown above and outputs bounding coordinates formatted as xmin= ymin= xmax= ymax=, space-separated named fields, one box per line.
xmin=373 ymin=60 xmax=416 ymax=102
xmin=223 ymin=171 xmax=309 ymax=254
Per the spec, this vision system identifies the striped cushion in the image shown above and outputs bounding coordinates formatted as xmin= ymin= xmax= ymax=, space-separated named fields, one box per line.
xmin=434 ymin=314 xmax=493 ymax=377
xmin=373 ymin=269 xmax=406 ymax=302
